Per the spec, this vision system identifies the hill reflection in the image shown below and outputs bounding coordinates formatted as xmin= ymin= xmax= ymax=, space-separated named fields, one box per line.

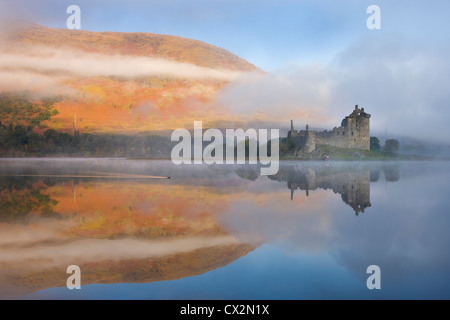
xmin=0 ymin=162 xmax=256 ymax=298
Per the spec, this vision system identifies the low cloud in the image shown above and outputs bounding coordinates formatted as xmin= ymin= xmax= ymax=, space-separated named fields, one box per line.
xmin=0 ymin=69 xmax=76 ymax=97
xmin=215 ymin=68 xmax=334 ymax=128
xmin=0 ymin=44 xmax=242 ymax=93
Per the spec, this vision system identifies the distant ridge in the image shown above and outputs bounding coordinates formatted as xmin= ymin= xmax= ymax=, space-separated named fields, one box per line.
xmin=6 ymin=24 xmax=258 ymax=72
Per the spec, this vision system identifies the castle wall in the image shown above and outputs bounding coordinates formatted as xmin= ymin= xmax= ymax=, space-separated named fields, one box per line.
xmin=289 ymin=135 xmax=306 ymax=149
xmin=288 ymin=106 xmax=371 ymax=153
xmin=289 ymin=130 xmax=316 ymax=153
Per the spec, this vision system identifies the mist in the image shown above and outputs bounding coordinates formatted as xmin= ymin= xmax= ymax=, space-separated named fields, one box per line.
xmin=215 ymin=35 xmax=450 ymax=143
xmin=0 ymin=44 xmax=242 ymax=93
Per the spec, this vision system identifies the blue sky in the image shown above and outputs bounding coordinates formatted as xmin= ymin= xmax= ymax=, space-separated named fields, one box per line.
xmin=4 ymin=0 xmax=450 ymax=71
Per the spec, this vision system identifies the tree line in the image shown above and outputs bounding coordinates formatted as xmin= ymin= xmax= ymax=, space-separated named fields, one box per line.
xmin=370 ymin=137 xmax=400 ymax=156
xmin=0 ymin=92 xmax=171 ymax=157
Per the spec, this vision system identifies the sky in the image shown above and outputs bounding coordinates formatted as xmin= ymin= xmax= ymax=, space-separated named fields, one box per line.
xmin=2 ymin=0 xmax=449 ymax=70
xmin=1 ymin=0 xmax=450 ymax=142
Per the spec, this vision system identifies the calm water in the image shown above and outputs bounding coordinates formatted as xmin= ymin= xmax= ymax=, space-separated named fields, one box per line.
xmin=0 ymin=159 xmax=449 ymax=300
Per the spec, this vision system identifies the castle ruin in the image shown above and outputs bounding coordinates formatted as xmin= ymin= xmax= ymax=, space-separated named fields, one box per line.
xmin=288 ymin=105 xmax=371 ymax=153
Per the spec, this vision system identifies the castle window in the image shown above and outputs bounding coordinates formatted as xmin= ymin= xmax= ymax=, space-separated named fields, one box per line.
xmin=342 ymin=132 xmax=345 ymax=136
xmin=351 ymin=132 xmax=354 ymax=136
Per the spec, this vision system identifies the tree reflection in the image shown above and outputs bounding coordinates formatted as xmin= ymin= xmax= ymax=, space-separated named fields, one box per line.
xmin=0 ymin=178 xmax=59 ymax=223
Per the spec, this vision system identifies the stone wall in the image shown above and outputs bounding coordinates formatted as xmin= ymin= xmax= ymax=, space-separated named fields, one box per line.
xmin=288 ymin=105 xmax=371 ymax=153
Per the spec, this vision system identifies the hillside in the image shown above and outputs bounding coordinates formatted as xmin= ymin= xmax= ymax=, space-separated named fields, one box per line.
xmin=0 ymin=24 xmax=259 ymax=134
xmin=6 ymin=24 xmax=257 ymax=72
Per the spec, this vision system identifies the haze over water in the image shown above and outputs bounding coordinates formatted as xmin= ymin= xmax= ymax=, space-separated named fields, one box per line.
xmin=0 ymin=159 xmax=449 ymax=299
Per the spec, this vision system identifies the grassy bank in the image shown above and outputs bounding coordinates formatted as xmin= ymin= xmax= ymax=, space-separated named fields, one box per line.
xmin=282 ymin=144 xmax=437 ymax=161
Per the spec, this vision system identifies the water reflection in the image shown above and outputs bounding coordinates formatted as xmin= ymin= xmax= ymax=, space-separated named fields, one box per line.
xmin=268 ymin=163 xmax=402 ymax=215
xmin=0 ymin=160 xmax=257 ymax=298
xmin=271 ymin=165 xmax=373 ymax=215
xmin=0 ymin=159 xmax=433 ymax=300
xmin=0 ymin=178 xmax=60 ymax=224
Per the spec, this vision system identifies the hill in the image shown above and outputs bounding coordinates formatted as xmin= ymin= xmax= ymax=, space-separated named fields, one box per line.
xmin=6 ymin=24 xmax=257 ymax=72
xmin=0 ymin=24 xmax=259 ymax=134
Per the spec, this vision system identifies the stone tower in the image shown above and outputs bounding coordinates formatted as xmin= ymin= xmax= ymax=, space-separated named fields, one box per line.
xmin=340 ymin=105 xmax=371 ymax=150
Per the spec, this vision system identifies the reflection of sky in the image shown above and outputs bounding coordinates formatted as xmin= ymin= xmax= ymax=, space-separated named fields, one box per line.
xmin=25 ymin=245 xmax=365 ymax=300
xmin=25 ymin=243 xmax=450 ymax=300
xmin=18 ymin=161 xmax=450 ymax=299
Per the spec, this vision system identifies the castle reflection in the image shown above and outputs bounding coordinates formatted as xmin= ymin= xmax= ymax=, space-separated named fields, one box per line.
xmin=269 ymin=163 xmax=400 ymax=216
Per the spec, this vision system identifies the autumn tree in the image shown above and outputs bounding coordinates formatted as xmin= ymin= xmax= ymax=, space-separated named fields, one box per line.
xmin=0 ymin=92 xmax=60 ymax=130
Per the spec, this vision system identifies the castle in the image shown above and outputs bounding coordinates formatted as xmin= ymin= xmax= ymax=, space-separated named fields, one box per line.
xmin=288 ymin=105 xmax=371 ymax=153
